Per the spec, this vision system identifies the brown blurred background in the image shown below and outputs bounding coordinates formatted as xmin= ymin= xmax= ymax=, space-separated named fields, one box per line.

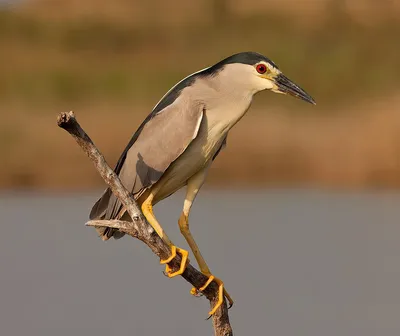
xmin=2 ymin=0 xmax=400 ymax=191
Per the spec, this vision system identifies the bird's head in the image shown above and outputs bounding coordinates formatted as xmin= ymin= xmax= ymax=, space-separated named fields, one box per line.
xmin=214 ymin=52 xmax=316 ymax=105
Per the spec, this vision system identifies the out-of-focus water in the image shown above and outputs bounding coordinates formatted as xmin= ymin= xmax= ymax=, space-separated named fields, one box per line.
xmin=1 ymin=189 xmax=400 ymax=336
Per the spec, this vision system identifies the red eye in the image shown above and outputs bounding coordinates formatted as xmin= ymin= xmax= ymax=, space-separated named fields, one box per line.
xmin=256 ymin=64 xmax=267 ymax=74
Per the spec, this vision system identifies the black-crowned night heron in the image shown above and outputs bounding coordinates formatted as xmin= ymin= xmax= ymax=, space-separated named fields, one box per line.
xmin=90 ymin=51 xmax=315 ymax=315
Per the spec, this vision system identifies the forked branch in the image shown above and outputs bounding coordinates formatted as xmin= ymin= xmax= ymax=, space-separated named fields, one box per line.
xmin=57 ymin=111 xmax=233 ymax=336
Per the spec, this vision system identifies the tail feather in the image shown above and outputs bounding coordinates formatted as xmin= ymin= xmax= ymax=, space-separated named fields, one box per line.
xmin=90 ymin=188 xmax=125 ymax=240
xmin=90 ymin=188 xmax=111 ymax=219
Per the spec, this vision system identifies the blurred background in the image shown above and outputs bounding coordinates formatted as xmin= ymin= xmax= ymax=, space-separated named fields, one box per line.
xmin=2 ymin=0 xmax=400 ymax=190
xmin=1 ymin=1 xmax=400 ymax=336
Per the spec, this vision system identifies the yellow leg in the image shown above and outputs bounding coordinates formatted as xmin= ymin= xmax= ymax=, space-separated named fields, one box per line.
xmin=179 ymin=213 xmax=233 ymax=314
xmin=179 ymin=167 xmax=234 ymax=315
xmin=141 ymin=192 xmax=188 ymax=278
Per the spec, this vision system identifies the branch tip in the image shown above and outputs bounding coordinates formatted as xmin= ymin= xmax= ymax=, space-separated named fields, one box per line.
xmin=57 ymin=111 xmax=76 ymax=130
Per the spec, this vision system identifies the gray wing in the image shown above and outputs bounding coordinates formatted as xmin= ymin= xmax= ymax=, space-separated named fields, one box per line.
xmin=90 ymin=99 xmax=204 ymax=226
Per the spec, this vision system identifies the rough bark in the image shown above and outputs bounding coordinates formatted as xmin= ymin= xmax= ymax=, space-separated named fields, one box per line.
xmin=57 ymin=111 xmax=233 ymax=336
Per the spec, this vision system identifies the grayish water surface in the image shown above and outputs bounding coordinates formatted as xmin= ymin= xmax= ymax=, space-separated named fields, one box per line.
xmin=1 ymin=189 xmax=400 ymax=335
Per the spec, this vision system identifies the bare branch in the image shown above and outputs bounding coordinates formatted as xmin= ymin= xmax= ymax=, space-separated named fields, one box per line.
xmin=86 ymin=219 xmax=134 ymax=231
xmin=57 ymin=111 xmax=233 ymax=336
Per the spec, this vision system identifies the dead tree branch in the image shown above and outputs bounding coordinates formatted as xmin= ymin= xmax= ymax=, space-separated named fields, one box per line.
xmin=57 ymin=111 xmax=233 ymax=336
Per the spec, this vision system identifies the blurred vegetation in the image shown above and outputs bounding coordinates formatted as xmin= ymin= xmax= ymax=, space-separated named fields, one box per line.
xmin=1 ymin=0 xmax=400 ymax=190
xmin=1 ymin=0 xmax=400 ymax=107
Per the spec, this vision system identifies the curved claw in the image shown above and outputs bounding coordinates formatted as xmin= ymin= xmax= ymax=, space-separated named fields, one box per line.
xmin=161 ymin=246 xmax=189 ymax=278
xmin=226 ymin=290 xmax=234 ymax=309
xmin=191 ymin=274 xmax=234 ymax=316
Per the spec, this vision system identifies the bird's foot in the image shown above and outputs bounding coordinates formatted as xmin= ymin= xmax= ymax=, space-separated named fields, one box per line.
xmin=160 ymin=245 xmax=189 ymax=278
xmin=191 ymin=272 xmax=234 ymax=315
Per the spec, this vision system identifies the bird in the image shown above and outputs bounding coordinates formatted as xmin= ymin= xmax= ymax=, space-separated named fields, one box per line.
xmin=90 ymin=51 xmax=315 ymax=315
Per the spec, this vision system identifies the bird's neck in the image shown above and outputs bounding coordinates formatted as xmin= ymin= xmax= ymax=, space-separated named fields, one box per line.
xmin=201 ymin=88 xmax=253 ymax=136
xmin=188 ymin=74 xmax=255 ymax=134
xmin=210 ymin=79 xmax=253 ymax=125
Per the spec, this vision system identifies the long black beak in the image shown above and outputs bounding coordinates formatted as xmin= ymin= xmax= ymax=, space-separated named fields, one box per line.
xmin=274 ymin=74 xmax=316 ymax=105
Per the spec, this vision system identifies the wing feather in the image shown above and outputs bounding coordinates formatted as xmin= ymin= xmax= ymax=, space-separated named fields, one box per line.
xmin=90 ymin=98 xmax=204 ymax=226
